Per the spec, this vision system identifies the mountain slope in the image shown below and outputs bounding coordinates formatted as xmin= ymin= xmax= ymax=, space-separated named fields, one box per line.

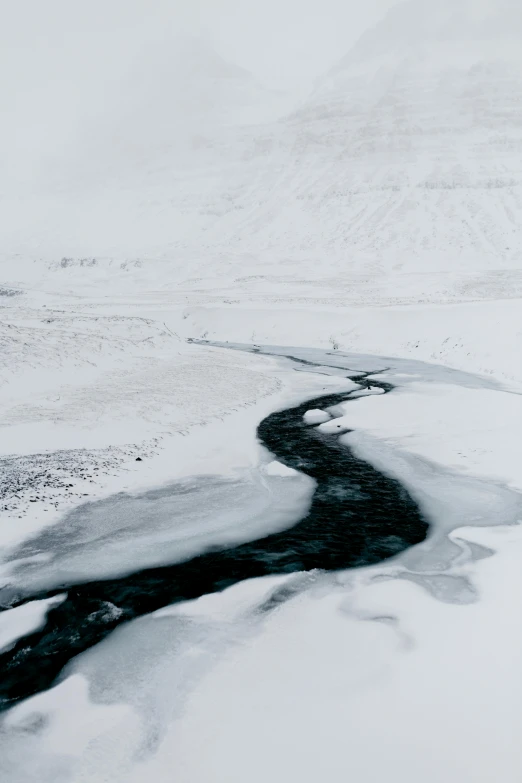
xmin=219 ymin=0 xmax=522 ymax=276
xmin=3 ymin=0 xmax=522 ymax=301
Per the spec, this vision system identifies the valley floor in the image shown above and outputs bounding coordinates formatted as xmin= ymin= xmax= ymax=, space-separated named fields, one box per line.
xmin=1 ymin=270 xmax=522 ymax=782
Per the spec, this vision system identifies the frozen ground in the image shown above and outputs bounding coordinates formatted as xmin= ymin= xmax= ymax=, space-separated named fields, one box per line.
xmin=1 ymin=333 xmax=521 ymax=782
xmin=2 ymin=0 xmax=522 ymax=780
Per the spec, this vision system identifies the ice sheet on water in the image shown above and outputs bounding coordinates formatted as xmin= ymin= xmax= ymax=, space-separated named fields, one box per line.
xmin=0 ymin=595 xmax=65 ymax=654
xmin=0 ymin=576 xmax=290 ymax=781
xmin=9 ymin=523 xmax=522 ymax=783
xmin=341 ymin=429 xmax=521 ymax=572
xmin=213 ymin=342 xmax=511 ymax=393
xmin=5 ymin=468 xmax=315 ymax=594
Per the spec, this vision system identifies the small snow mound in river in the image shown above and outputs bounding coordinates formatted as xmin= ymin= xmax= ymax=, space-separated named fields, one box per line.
xmin=317 ymin=419 xmax=352 ymax=434
xmin=303 ymin=409 xmax=331 ymax=425
xmin=263 ymin=461 xmax=298 ymax=477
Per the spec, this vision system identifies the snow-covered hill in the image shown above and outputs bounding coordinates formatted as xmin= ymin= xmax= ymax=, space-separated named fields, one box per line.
xmin=260 ymin=0 xmax=522 ymax=272
xmin=178 ymin=0 xmax=522 ymax=279
xmin=4 ymin=1 xmax=522 ymax=299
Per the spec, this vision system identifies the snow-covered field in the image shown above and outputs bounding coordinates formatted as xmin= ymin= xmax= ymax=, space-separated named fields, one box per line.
xmin=2 ymin=0 xmax=522 ymax=780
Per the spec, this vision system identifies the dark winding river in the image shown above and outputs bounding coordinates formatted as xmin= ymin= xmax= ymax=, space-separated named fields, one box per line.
xmin=0 ymin=371 xmax=429 ymax=710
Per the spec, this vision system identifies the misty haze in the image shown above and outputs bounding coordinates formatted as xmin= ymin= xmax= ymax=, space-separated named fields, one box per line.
xmin=1 ymin=1 xmax=522 ymax=781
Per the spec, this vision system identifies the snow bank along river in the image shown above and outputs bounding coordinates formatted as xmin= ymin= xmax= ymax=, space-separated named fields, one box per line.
xmin=0 ymin=363 xmax=429 ymax=710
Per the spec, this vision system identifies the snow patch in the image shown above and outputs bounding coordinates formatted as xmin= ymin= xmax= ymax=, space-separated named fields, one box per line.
xmin=263 ymin=460 xmax=299 ymax=477
xmin=0 ymin=595 xmax=66 ymax=653
xmin=303 ymin=408 xmax=331 ymax=424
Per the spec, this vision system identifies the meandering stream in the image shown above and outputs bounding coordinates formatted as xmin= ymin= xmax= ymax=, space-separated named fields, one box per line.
xmin=0 ymin=370 xmax=429 ymax=710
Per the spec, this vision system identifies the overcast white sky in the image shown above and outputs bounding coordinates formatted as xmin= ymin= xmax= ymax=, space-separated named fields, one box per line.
xmin=0 ymin=0 xmax=401 ymax=192
xmin=201 ymin=0 xmax=399 ymax=88
xmin=1 ymin=0 xmax=398 ymax=90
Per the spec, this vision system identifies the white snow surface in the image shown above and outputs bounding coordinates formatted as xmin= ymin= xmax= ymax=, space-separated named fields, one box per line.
xmin=2 ymin=1 xmax=522 ymax=781
xmin=0 ymin=595 xmax=65 ymax=654
xmin=263 ymin=460 xmax=299 ymax=477
xmin=303 ymin=408 xmax=331 ymax=424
